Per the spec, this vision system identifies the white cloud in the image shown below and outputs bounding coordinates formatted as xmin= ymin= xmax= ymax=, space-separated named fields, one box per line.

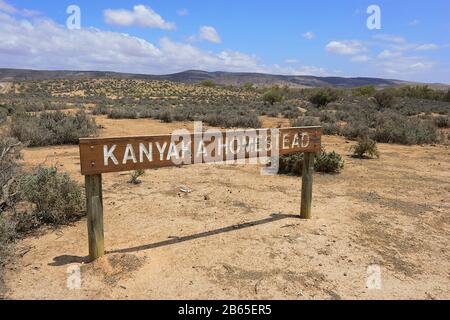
xmin=375 ymin=56 xmax=434 ymax=75
xmin=351 ymin=55 xmax=370 ymax=63
xmin=326 ymin=40 xmax=366 ymax=55
xmin=0 ymin=11 xmax=331 ymax=76
xmin=284 ymin=59 xmax=300 ymax=64
xmin=199 ymin=26 xmax=221 ymax=44
xmin=409 ymin=19 xmax=420 ymax=26
xmin=0 ymin=0 xmax=15 ymax=14
xmin=0 ymin=0 xmax=39 ymax=16
xmin=373 ymin=34 xmax=406 ymax=44
xmin=176 ymin=8 xmax=189 ymax=16
xmin=377 ymin=50 xmax=402 ymax=59
xmin=302 ymin=31 xmax=315 ymax=40
xmin=415 ymin=44 xmax=439 ymax=51
xmin=104 ymin=5 xmax=175 ymax=30
xmin=189 ymin=26 xmax=222 ymax=44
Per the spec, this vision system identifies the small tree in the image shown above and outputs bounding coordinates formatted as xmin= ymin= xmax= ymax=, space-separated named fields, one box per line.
xmin=308 ymin=88 xmax=338 ymax=107
xmin=263 ymin=88 xmax=283 ymax=105
xmin=373 ymin=90 xmax=395 ymax=109
xmin=353 ymin=86 xmax=376 ymax=97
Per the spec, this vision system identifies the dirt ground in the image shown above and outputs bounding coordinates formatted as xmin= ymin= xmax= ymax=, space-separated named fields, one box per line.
xmin=2 ymin=116 xmax=450 ymax=300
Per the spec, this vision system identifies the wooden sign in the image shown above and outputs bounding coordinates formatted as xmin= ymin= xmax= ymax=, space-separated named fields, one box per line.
xmin=79 ymin=127 xmax=322 ymax=175
xmin=79 ymin=126 xmax=322 ymax=261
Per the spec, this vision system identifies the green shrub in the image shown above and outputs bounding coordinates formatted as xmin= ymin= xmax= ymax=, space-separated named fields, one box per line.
xmin=314 ymin=149 xmax=345 ymax=173
xmin=444 ymin=89 xmax=450 ymax=102
xmin=374 ymin=90 xmax=395 ymax=109
xmin=0 ymin=214 xmax=16 ymax=291
xmin=0 ymin=107 xmax=7 ymax=124
xmin=291 ymin=116 xmax=321 ymax=127
xmin=322 ymin=122 xmax=342 ymax=135
xmin=0 ymin=215 xmax=16 ymax=259
xmin=19 ymin=167 xmax=84 ymax=225
xmin=396 ymin=85 xmax=442 ymax=101
xmin=371 ymin=113 xmax=438 ymax=145
xmin=263 ymin=88 xmax=283 ymax=105
xmin=278 ymin=149 xmax=344 ymax=175
xmin=10 ymin=111 xmax=98 ymax=147
xmin=308 ymin=88 xmax=339 ymax=107
xmin=200 ymin=80 xmax=216 ymax=88
xmin=92 ymin=105 xmax=110 ymax=115
xmin=350 ymin=137 xmax=380 ymax=159
xmin=279 ymin=153 xmax=304 ymax=176
xmin=0 ymin=137 xmax=22 ymax=190
xmin=242 ymin=83 xmax=254 ymax=90
xmin=342 ymin=121 xmax=370 ymax=140
xmin=108 ymin=108 xmax=139 ymax=119
xmin=158 ymin=110 xmax=173 ymax=123
xmin=353 ymin=86 xmax=376 ymax=97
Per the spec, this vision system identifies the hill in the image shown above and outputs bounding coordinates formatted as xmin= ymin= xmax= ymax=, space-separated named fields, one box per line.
xmin=1 ymin=68 xmax=443 ymax=88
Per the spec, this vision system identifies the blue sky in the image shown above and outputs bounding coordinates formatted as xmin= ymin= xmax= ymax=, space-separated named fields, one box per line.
xmin=1 ymin=0 xmax=449 ymax=83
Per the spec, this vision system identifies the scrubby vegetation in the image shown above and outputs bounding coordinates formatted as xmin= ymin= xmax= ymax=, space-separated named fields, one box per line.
xmin=0 ymin=107 xmax=7 ymax=124
xmin=10 ymin=111 xmax=98 ymax=146
xmin=129 ymin=169 xmax=145 ymax=185
xmin=1 ymin=79 xmax=449 ymax=146
xmin=278 ymin=148 xmax=344 ymax=176
xmin=350 ymin=137 xmax=380 ymax=159
xmin=0 ymin=137 xmax=85 ymax=282
xmin=18 ymin=167 xmax=84 ymax=226
xmin=263 ymin=87 xmax=284 ymax=105
xmin=374 ymin=89 xmax=396 ymax=109
xmin=308 ymin=88 xmax=339 ymax=107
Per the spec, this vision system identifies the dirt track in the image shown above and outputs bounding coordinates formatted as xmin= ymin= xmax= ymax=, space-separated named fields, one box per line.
xmin=3 ymin=116 xmax=450 ymax=299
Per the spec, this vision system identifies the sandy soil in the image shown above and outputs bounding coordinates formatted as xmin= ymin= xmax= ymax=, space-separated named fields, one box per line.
xmin=2 ymin=116 xmax=450 ymax=300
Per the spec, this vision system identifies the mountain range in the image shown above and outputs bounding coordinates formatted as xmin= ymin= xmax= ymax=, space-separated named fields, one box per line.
xmin=1 ymin=68 xmax=448 ymax=89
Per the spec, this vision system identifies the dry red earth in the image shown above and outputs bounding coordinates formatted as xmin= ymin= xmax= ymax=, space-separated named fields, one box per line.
xmin=2 ymin=116 xmax=450 ymax=299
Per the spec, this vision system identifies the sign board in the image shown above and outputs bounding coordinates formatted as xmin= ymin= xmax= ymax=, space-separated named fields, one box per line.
xmin=79 ymin=127 xmax=322 ymax=175
xmin=79 ymin=126 xmax=322 ymax=261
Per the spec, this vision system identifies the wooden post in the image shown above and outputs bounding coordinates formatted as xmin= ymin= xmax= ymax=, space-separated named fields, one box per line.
xmin=300 ymin=152 xmax=315 ymax=219
xmin=85 ymin=174 xmax=104 ymax=261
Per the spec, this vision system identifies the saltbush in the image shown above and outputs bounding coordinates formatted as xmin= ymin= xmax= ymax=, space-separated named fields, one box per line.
xmin=350 ymin=137 xmax=380 ymax=159
xmin=374 ymin=90 xmax=395 ymax=109
xmin=434 ymin=115 xmax=449 ymax=128
xmin=18 ymin=167 xmax=84 ymax=225
xmin=10 ymin=111 xmax=98 ymax=147
xmin=0 ymin=107 xmax=7 ymax=124
xmin=278 ymin=149 xmax=344 ymax=175
xmin=314 ymin=149 xmax=345 ymax=173
xmin=371 ymin=113 xmax=438 ymax=145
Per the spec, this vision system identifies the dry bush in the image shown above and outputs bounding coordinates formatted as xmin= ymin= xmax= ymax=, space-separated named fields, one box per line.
xmin=350 ymin=137 xmax=380 ymax=159
xmin=278 ymin=149 xmax=344 ymax=176
xmin=434 ymin=115 xmax=449 ymax=128
xmin=291 ymin=116 xmax=321 ymax=127
xmin=0 ymin=137 xmax=22 ymax=212
xmin=374 ymin=90 xmax=395 ymax=109
xmin=10 ymin=111 xmax=98 ymax=146
xmin=371 ymin=113 xmax=438 ymax=145
xmin=18 ymin=167 xmax=85 ymax=226
xmin=128 ymin=170 xmax=145 ymax=185
xmin=0 ymin=107 xmax=7 ymax=124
